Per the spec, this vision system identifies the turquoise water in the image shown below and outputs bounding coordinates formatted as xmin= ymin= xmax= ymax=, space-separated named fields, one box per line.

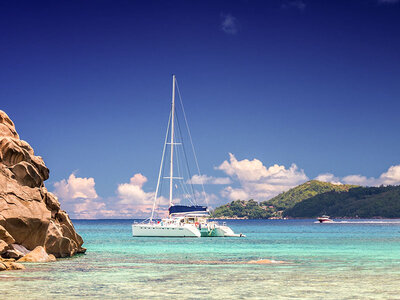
xmin=2 ymin=219 xmax=400 ymax=299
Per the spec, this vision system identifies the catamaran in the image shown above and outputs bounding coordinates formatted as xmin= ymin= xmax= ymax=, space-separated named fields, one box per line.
xmin=132 ymin=75 xmax=240 ymax=238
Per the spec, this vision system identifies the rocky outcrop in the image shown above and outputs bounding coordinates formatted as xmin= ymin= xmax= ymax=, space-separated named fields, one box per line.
xmin=18 ymin=246 xmax=56 ymax=262
xmin=0 ymin=258 xmax=25 ymax=271
xmin=0 ymin=110 xmax=85 ymax=265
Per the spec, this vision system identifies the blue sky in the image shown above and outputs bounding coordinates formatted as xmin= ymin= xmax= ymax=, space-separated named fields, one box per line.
xmin=1 ymin=0 xmax=400 ymax=218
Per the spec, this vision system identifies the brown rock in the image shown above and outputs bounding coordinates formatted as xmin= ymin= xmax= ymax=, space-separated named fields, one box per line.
xmin=0 ymin=111 xmax=19 ymax=139
xmin=0 ymin=239 xmax=8 ymax=254
xmin=5 ymin=249 xmax=25 ymax=259
xmin=0 ymin=225 xmax=15 ymax=244
xmin=18 ymin=246 xmax=54 ymax=262
xmin=0 ymin=257 xmax=15 ymax=262
xmin=0 ymin=256 xmax=25 ymax=271
xmin=2 ymin=261 xmax=25 ymax=270
xmin=41 ymin=187 xmax=60 ymax=218
xmin=11 ymin=161 xmax=44 ymax=188
xmin=48 ymin=254 xmax=56 ymax=262
xmin=10 ymin=244 xmax=30 ymax=256
xmin=247 ymin=259 xmax=285 ymax=264
xmin=0 ymin=110 xmax=85 ymax=258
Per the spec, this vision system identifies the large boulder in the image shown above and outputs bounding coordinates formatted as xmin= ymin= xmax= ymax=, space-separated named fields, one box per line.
xmin=0 ymin=110 xmax=85 ymax=258
xmin=18 ymin=246 xmax=56 ymax=263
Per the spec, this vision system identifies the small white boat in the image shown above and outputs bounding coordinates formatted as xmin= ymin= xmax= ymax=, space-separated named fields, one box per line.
xmin=132 ymin=75 xmax=240 ymax=238
xmin=317 ymin=215 xmax=334 ymax=223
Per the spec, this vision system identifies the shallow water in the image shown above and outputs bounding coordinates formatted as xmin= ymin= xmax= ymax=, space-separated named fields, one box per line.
xmin=2 ymin=219 xmax=400 ymax=299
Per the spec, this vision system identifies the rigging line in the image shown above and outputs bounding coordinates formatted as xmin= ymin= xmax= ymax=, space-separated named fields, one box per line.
xmin=175 ymin=110 xmax=197 ymax=204
xmin=155 ymin=146 xmax=167 ymax=219
xmin=150 ymin=110 xmax=171 ymax=221
xmin=175 ymin=79 xmax=208 ymax=206
xmin=173 ymin=119 xmax=196 ymax=206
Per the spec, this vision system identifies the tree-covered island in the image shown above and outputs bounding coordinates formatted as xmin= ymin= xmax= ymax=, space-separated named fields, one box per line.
xmin=211 ymin=180 xmax=400 ymax=219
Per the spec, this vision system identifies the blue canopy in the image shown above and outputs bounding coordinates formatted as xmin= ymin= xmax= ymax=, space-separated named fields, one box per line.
xmin=169 ymin=205 xmax=208 ymax=215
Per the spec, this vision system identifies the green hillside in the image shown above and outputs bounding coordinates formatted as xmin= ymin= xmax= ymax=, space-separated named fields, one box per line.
xmin=284 ymin=185 xmax=400 ymax=218
xmin=212 ymin=180 xmax=358 ymax=219
xmin=262 ymin=180 xmax=358 ymax=210
xmin=212 ymin=199 xmax=276 ymax=219
xmin=212 ymin=181 xmax=400 ymax=219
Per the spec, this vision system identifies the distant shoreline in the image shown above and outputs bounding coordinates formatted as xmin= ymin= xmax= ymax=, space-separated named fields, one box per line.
xmin=211 ymin=216 xmax=400 ymax=220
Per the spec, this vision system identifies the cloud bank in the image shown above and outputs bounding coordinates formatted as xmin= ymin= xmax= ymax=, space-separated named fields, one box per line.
xmin=188 ymin=174 xmax=232 ymax=185
xmin=318 ymin=165 xmax=400 ymax=187
xmin=53 ymin=157 xmax=400 ymax=218
xmin=116 ymin=173 xmax=168 ymax=217
xmin=53 ymin=173 xmax=111 ymax=219
xmin=53 ymin=173 xmax=168 ymax=219
xmin=217 ymin=153 xmax=309 ymax=201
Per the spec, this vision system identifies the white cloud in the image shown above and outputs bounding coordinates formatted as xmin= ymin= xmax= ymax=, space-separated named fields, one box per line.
xmin=218 ymin=153 xmax=269 ymax=181
xmin=116 ymin=173 xmax=169 ymax=217
xmin=316 ymin=165 xmax=400 ymax=187
xmin=72 ymin=199 xmax=113 ymax=219
xmin=54 ymin=162 xmax=400 ymax=218
xmin=379 ymin=165 xmax=400 ymax=185
xmin=217 ymin=153 xmax=308 ymax=201
xmin=188 ymin=174 xmax=232 ymax=185
xmin=314 ymin=173 xmax=342 ymax=185
xmin=342 ymin=175 xmax=376 ymax=186
xmin=281 ymin=1 xmax=306 ymax=11
xmin=53 ymin=173 xmax=162 ymax=218
xmin=53 ymin=172 xmax=183 ymax=218
xmin=221 ymin=13 xmax=238 ymax=35
xmin=220 ymin=186 xmax=250 ymax=201
xmin=53 ymin=173 xmax=98 ymax=201
xmin=53 ymin=173 xmax=108 ymax=219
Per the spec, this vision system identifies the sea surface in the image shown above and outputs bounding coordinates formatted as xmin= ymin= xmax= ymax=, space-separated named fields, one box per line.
xmin=2 ymin=219 xmax=400 ymax=299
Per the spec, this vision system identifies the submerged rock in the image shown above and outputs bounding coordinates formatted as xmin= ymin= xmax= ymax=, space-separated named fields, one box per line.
xmin=0 ymin=110 xmax=85 ymax=263
xmin=0 ymin=260 xmax=25 ymax=270
xmin=0 ymin=256 xmax=25 ymax=271
xmin=247 ymin=259 xmax=285 ymax=264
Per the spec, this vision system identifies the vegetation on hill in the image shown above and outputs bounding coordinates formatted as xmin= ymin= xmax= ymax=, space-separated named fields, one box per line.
xmin=262 ymin=180 xmax=357 ymax=210
xmin=212 ymin=180 xmax=356 ymax=219
xmin=212 ymin=199 xmax=277 ymax=219
xmin=212 ymin=180 xmax=400 ymax=219
xmin=284 ymin=185 xmax=400 ymax=218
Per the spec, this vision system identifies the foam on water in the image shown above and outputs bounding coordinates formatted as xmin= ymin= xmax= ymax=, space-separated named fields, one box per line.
xmin=1 ymin=219 xmax=400 ymax=299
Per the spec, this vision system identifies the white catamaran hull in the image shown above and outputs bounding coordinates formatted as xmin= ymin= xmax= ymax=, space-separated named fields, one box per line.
xmin=132 ymin=224 xmax=201 ymax=237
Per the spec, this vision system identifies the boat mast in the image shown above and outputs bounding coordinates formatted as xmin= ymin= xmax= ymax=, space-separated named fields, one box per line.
xmin=169 ymin=75 xmax=176 ymax=208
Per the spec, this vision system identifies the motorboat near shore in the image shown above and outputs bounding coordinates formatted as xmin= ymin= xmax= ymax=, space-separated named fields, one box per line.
xmin=317 ymin=215 xmax=334 ymax=223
